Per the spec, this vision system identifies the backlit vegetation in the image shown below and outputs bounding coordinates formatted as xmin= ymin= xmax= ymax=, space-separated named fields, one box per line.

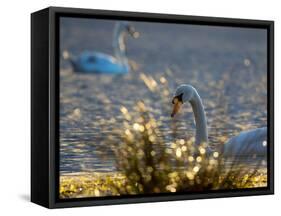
xmin=60 ymin=72 xmax=267 ymax=199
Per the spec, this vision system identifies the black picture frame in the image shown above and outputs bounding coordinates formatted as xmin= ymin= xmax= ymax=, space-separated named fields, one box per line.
xmin=31 ymin=6 xmax=274 ymax=209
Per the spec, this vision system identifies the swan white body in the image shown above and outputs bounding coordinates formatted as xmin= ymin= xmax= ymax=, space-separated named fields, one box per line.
xmin=64 ymin=22 xmax=139 ymax=74
xmin=171 ymin=84 xmax=267 ymax=158
xmin=224 ymin=127 xmax=267 ymax=157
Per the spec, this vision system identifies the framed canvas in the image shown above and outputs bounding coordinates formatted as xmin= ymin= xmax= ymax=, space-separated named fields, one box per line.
xmin=31 ymin=6 xmax=274 ymax=208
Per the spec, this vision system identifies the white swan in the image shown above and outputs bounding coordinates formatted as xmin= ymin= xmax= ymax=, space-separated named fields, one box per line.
xmin=63 ymin=21 xmax=139 ymax=74
xmin=171 ymin=84 xmax=267 ymax=157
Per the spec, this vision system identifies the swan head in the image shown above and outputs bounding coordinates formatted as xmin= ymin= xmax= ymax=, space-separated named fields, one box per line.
xmin=171 ymin=84 xmax=195 ymax=117
xmin=120 ymin=21 xmax=140 ymax=38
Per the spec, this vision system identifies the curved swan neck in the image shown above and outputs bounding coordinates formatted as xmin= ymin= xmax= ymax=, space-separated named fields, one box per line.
xmin=113 ymin=23 xmax=128 ymax=66
xmin=189 ymin=90 xmax=208 ymax=146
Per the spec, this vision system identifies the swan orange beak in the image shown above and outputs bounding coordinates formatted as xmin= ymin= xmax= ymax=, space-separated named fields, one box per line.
xmin=171 ymin=97 xmax=183 ymax=117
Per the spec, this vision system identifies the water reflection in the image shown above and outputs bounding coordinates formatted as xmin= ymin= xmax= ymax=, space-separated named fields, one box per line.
xmin=60 ymin=65 xmax=267 ymax=173
xmin=60 ymin=20 xmax=267 ymax=174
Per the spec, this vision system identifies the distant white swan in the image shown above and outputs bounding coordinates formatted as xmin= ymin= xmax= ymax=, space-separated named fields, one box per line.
xmin=171 ymin=84 xmax=267 ymax=157
xmin=63 ymin=21 xmax=139 ymax=74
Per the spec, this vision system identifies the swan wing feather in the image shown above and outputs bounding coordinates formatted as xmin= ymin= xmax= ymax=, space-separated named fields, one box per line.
xmin=223 ymin=127 xmax=267 ymax=157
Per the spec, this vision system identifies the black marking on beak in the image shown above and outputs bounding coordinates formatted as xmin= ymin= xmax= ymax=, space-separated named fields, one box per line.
xmin=127 ymin=25 xmax=139 ymax=38
xmin=127 ymin=26 xmax=134 ymax=33
xmin=172 ymin=93 xmax=183 ymax=104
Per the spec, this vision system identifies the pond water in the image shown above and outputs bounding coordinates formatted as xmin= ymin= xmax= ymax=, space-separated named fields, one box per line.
xmin=60 ymin=18 xmax=267 ymax=174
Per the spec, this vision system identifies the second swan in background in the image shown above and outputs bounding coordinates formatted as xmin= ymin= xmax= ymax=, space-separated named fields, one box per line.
xmin=63 ymin=21 xmax=139 ymax=74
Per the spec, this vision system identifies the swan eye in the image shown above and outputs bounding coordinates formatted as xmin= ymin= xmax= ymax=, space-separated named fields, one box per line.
xmin=126 ymin=26 xmax=132 ymax=32
xmin=172 ymin=93 xmax=183 ymax=104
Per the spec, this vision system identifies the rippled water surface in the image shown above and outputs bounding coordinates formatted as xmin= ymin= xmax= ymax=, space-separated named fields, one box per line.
xmin=60 ymin=18 xmax=267 ymax=174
